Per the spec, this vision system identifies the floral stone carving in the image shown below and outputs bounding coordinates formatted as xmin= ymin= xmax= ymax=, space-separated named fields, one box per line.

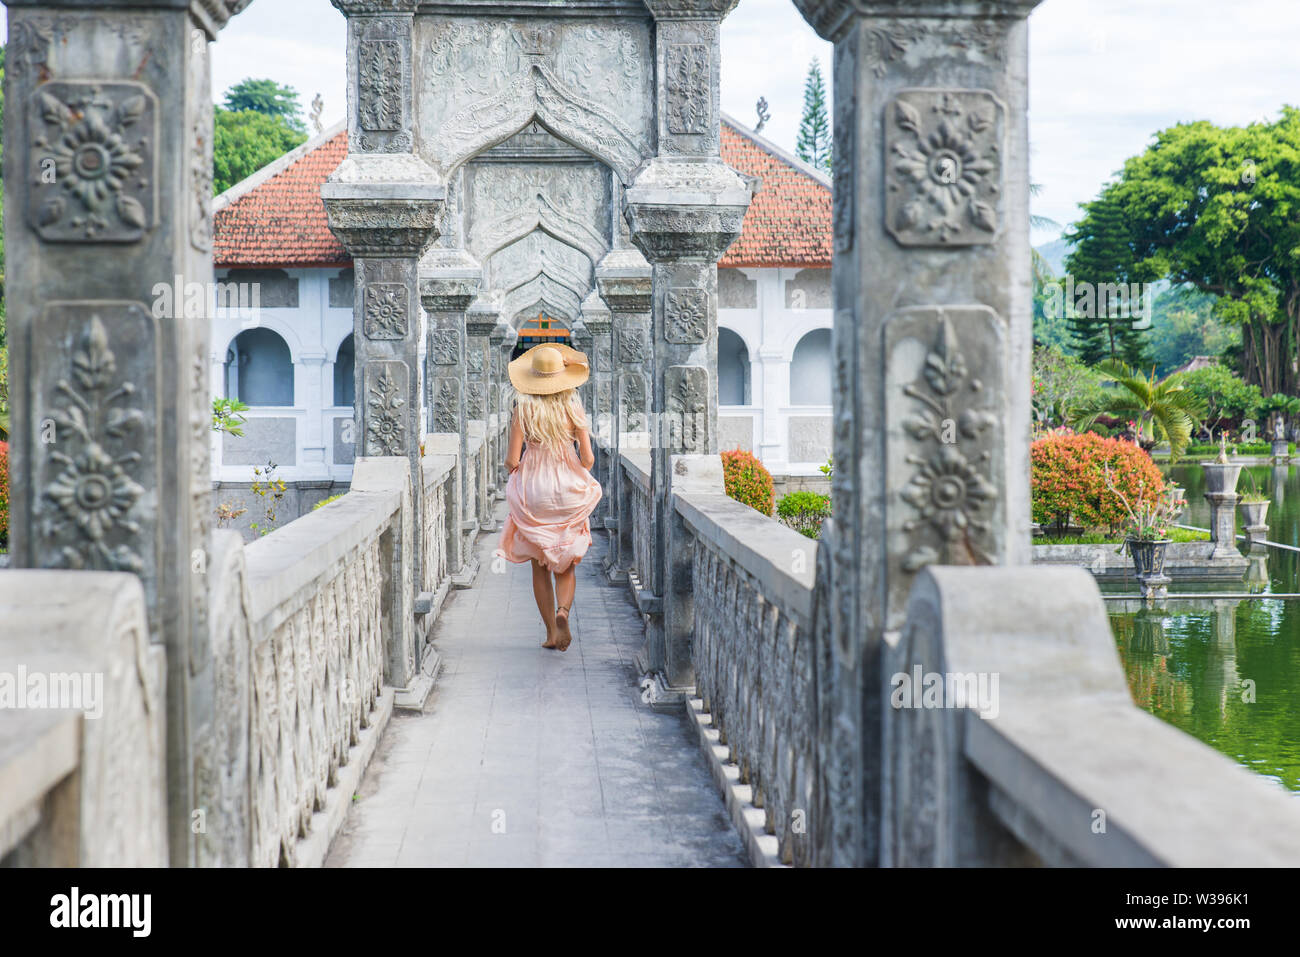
xmin=433 ymin=378 xmax=461 ymax=433
xmin=358 ymin=38 xmax=403 ymax=132
xmin=363 ymin=283 xmax=409 ymax=339
xmin=41 ymin=306 xmax=156 ymax=573
xmin=885 ymin=89 xmax=1004 ymax=247
xmin=665 ymin=287 xmax=710 ymax=344
xmin=885 ymin=307 xmax=1002 ymax=623
xmin=666 ymin=43 xmax=710 ymax=135
xmin=430 ymin=329 xmax=460 ymax=365
xmin=364 ymin=361 xmax=409 ymax=455
xmin=29 ymin=81 xmax=158 ymax=243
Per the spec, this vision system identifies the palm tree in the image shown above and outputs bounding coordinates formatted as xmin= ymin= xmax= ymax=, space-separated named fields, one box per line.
xmin=1070 ymin=359 xmax=1205 ymax=462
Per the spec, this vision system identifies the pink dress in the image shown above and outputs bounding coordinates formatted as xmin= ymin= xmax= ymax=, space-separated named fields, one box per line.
xmin=499 ymin=434 xmax=603 ymax=574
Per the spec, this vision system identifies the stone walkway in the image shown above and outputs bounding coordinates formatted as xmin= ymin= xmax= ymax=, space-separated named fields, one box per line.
xmin=325 ymin=507 xmax=747 ymax=868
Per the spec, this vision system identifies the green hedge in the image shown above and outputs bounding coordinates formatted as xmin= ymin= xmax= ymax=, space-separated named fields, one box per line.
xmin=776 ymin=490 xmax=831 ymax=539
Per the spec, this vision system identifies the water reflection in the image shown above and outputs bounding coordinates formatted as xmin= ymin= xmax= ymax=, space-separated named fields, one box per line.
xmin=1108 ymin=462 xmax=1300 ymax=794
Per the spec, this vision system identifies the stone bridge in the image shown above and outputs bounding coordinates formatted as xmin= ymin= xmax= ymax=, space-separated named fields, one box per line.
xmin=3 ymin=0 xmax=1300 ymax=868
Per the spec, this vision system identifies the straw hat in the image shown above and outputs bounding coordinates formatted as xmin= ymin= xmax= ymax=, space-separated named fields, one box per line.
xmin=508 ymin=343 xmax=590 ymax=395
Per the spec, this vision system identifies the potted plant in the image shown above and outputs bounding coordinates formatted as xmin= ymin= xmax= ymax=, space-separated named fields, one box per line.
xmin=1238 ymin=473 xmax=1270 ymax=544
xmin=1104 ymin=467 xmax=1178 ymax=598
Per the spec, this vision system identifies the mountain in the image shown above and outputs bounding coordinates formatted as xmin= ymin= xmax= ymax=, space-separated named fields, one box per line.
xmin=1034 ymin=237 xmax=1073 ymax=278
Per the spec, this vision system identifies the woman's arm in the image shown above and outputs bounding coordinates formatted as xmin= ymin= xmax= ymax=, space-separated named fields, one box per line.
xmin=576 ymin=426 xmax=595 ymax=471
xmin=506 ymin=412 xmax=524 ymax=472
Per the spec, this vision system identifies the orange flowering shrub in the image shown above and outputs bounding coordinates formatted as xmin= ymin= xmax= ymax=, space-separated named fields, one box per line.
xmin=721 ymin=448 xmax=775 ymax=517
xmin=1031 ymin=431 xmax=1165 ymax=532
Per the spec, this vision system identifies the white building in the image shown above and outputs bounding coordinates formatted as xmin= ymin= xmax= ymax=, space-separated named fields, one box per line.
xmin=209 ymin=114 xmax=833 ymax=502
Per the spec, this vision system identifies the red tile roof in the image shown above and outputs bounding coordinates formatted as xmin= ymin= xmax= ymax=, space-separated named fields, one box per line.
xmin=213 ymin=125 xmax=350 ymax=268
xmin=719 ymin=118 xmax=832 ymax=268
xmin=213 ymin=118 xmax=832 ymax=270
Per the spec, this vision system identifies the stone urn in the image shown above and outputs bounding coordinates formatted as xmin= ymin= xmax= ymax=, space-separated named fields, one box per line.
xmin=1202 ymin=461 xmax=1242 ymax=495
xmin=1202 ymin=456 xmax=1243 ymax=561
xmin=1127 ymin=538 xmax=1172 ymax=600
xmin=1240 ymin=499 xmax=1270 ymax=546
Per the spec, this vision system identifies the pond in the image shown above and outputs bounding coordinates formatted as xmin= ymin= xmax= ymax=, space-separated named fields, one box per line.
xmin=1106 ymin=462 xmax=1300 ymax=795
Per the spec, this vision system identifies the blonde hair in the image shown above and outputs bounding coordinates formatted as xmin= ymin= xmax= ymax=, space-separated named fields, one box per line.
xmin=515 ymin=389 xmax=588 ymax=452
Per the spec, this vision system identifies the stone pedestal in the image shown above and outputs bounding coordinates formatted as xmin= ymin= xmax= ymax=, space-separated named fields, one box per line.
xmin=1206 ymin=492 xmax=1241 ymax=560
xmin=794 ymin=0 xmax=1042 ymax=868
xmin=1273 ymin=439 xmax=1290 ymax=462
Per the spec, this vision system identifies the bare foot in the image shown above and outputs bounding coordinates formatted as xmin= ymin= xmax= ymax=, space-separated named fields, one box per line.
xmin=555 ymin=605 xmax=573 ymax=652
xmin=542 ymin=625 xmax=559 ymax=650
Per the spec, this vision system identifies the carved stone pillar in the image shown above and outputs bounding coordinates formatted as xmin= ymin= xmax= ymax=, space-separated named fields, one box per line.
xmin=465 ymin=298 xmax=498 ymax=530
xmin=420 ymin=273 xmax=481 ymax=577
xmin=569 ymin=318 xmax=595 ymax=422
xmin=581 ymin=290 xmax=614 ymax=527
xmin=597 ymin=254 xmax=654 ymax=582
xmin=489 ymin=320 xmax=510 ymax=493
xmin=630 ymin=1 xmax=751 ymax=695
xmin=1 ymin=0 xmax=252 ymax=867
xmin=794 ymin=0 xmax=1043 ymax=867
xmin=324 ymin=1 xmax=442 ymax=613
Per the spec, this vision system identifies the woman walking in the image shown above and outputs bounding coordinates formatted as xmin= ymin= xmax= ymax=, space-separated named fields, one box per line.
xmin=499 ymin=343 xmax=603 ymax=651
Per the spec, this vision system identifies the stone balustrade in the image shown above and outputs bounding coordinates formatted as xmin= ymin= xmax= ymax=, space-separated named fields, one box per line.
xmin=0 ymin=574 xmax=167 ymax=866
xmin=886 ymin=566 xmax=1300 ymax=866
xmin=0 ymin=449 xmax=471 ymax=868
xmin=610 ymin=450 xmax=1300 ymax=867
xmin=675 ymin=485 xmax=818 ymax=867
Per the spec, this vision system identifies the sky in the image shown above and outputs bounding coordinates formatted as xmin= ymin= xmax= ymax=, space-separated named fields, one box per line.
xmin=5 ymin=0 xmax=1300 ymax=245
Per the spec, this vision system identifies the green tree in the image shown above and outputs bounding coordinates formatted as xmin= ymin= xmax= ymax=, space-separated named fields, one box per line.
xmin=1146 ymin=286 xmax=1239 ymax=377
xmin=1032 ymin=346 xmax=1102 ymax=428
xmin=1063 ymin=188 xmax=1149 ymax=367
xmin=213 ymin=108 xmax=307 ymax=194
xmin=223 ymin=78 xmax=305 ymax=133
xmin=1071 ymin=360 xmax=1206 ymax=462
xmin=1171 ymin=363 xmax=1263 ymax=441
xmin=1068 ymin=109 xmax=1300 ymax=396
xmin=795 ymin=59 xmax=831 ymax=174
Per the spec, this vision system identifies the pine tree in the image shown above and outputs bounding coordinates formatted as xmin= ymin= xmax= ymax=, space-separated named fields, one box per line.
xmin=1063 ymin=187 xmax=1149 ymax=366
xmin=796 ymin=59 xmax=831 ymax=174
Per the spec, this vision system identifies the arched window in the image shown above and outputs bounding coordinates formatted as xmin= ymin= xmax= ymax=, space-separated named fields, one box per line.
xmin=224 ymin=328 xmax=293 ymax=407
xmin=334 ymin=333 xmax=355 ymax=407
xmin=718 ymin=327 xmax=751 ymax=406
xmin=789 ymin=328 xmax=832 ymax=406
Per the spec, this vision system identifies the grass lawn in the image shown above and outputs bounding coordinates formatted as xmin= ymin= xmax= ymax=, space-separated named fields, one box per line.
xmin=1033 ymin=527 xmax=1210 ymax=546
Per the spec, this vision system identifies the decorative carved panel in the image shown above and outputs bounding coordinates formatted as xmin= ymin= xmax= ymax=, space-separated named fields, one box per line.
xmin=884 ymin=89 xmax=1005 ymax=247
xmin=884 ymin=306 xmax=1003 ymax=627
xmin=363 ymin=360 xmax=409 ymax=455
xmin=363 ymin=282 xmax=409 ymax=339
xmin=665 ymin=364 xmax=708 ymax=453
xmin=432 ymin=377 xmax=461 ymax=433
xmin=358 ymin=38 xmax=403 ymax=131
xmin=29 ymin=81 xmax=159 ymax=243
xmin=664 ymin=288 xmax=710 ymax=344
xmin=430 ymin=329 xmax=460 ymax=365
xmin=36 ymin=302 xmax=158 ymax=577
xmin=666 ymin=43 xmax=710 ymax=135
